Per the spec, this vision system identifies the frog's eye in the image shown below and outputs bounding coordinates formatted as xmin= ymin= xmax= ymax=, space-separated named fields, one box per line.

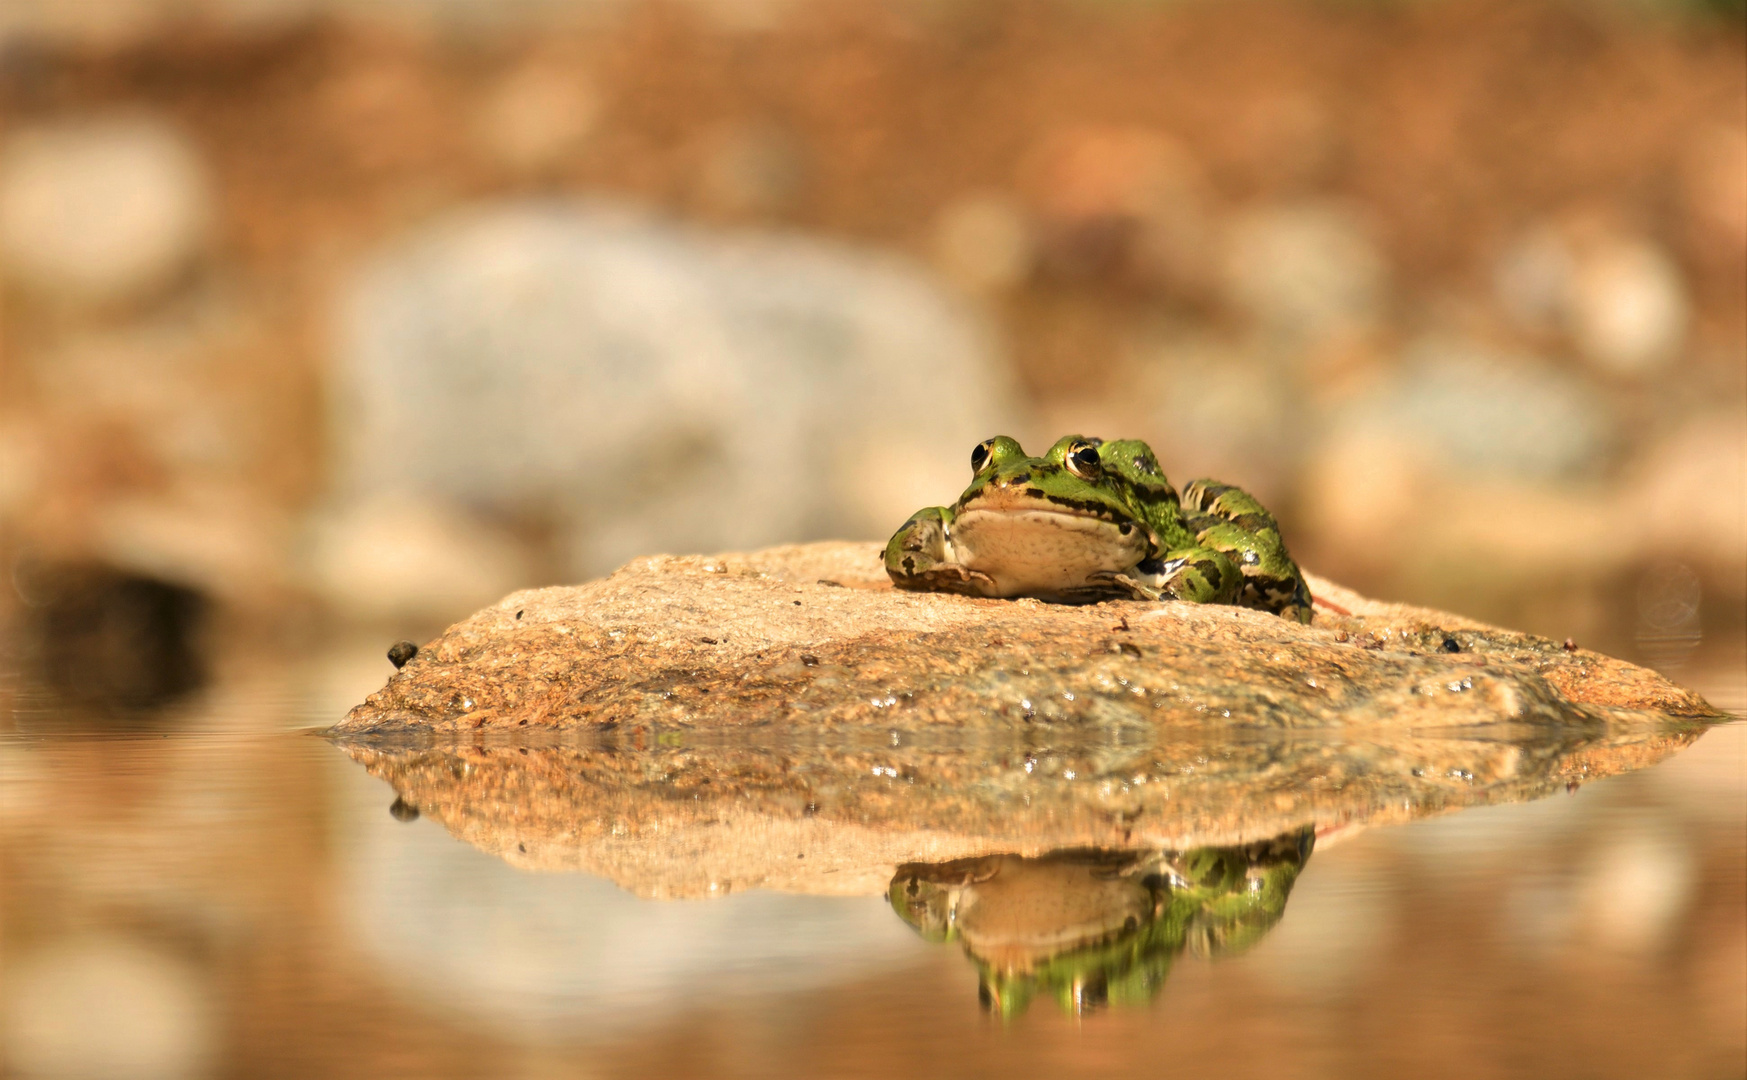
xmin=1066 ymin=441 xmax=1103 ymax=480
xmin=970 ymin=440 xmax=995 ymax=474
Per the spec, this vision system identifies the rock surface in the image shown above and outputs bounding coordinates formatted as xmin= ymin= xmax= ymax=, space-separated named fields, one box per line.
xmin=333 ymin=541 xmax=1717 ymax=738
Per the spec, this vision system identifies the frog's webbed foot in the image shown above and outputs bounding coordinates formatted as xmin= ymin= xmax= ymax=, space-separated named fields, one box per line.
xmin=1116 ymin=548 xmax=1243 ymax=605
xmin=885 ymin=506 xmax=997 ymax=596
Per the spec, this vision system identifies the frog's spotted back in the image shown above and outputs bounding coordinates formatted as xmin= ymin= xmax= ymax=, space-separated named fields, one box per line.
xmin=884 ymin=435 xmax=1313 ymax=620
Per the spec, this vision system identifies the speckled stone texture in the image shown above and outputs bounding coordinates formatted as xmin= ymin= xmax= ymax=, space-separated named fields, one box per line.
xmin=332 ymin=541 xmax=1717 ymax=737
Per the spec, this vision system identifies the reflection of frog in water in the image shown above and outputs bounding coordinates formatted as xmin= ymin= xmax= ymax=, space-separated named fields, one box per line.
xmin=885 ymin=435 xmax=1312 ymax=621
xmin=888 ymin=830 xmax=1312 ymax=1017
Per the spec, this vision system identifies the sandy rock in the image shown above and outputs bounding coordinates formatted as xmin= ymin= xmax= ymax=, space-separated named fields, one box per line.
xmin=330 ymin=541 xmax=1714 ymax=899
xmin=334 ymin=540 xmax=1716 ymax=739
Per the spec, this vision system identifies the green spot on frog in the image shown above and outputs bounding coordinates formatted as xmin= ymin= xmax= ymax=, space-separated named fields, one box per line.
xmin=884 ymin=435 xmax=1313 ymax=621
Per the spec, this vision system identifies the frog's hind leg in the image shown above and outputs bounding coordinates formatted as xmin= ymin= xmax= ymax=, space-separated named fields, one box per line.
xmin=1182 ymin=479 xmax=1313 ymax=623
xmin=1181 ymin=480 xmax=1277 ymax=532
xmin=1112 ymin=546 xmax=1242 ymax=605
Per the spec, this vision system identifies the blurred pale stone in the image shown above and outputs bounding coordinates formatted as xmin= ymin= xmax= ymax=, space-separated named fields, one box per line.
xmin=0 ymin=115 xmax=211 ymax=306
xmin=1570 ymin=236 xmax=1689 ymax=375
xmin=2 ymin=937 xmax=217 ymax=1080
xmin=1223 ymin=202 xmax=1384 ymax=342
xmin=305 ymin=495 xmax=536 ymax=626
xmin=473 ymin=64 xmax=599 ymax=174
xmin=332 ymin=199 xmax=1015 ymax=592
xmin=932 ymin=193 xmax=1032 ymax=292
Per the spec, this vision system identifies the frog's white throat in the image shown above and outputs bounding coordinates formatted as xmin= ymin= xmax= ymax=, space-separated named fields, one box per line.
xmin=949 ymin=507 xmax=1150 ymax=600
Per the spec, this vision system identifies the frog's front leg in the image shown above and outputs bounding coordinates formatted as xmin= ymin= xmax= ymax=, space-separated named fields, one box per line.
xmin=884 ymin=506 xmax=996 ymax=596
xmin=1108 ymin=546 xmax=1243 ymax=605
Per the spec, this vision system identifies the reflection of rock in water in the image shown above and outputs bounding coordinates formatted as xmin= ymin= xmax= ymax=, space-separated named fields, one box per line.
xmin=334 ymin=724 xmax=1698 ymax=900
xmin=12 ymin=562 xmax=206 ymax=713
xmin=890 ymin=831 xmax=1313 ymax=1017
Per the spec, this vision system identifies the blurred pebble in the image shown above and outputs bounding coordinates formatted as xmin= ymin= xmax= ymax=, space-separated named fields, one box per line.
xmin=1222 ymin=201 xmax=1384 ymax=342
xmin=331 ymin=199 xmax=1014 ymax=595
xmin=932 ymin=193 xmax=1033 ymax=293
xmin=1495 ymin=221 xmax=1689 ymax=375
xmin=0 ymin=114 xmax=210 ymax=306
xmin=1022 ymin=126 xmax=1213 ymax=291
xmin=1570 ymin=235 xmax=1689 ymax=375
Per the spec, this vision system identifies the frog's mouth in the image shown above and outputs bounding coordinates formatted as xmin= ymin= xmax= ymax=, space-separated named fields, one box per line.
xmin=958 ymin=484 xmax=1137 ymax=529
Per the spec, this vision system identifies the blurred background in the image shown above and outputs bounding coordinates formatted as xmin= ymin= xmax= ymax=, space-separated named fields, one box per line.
xmin=0 ymin=0 xmax=1742 ymax=692
xmin=0 ymin=4 xmax=1742 ymax=1078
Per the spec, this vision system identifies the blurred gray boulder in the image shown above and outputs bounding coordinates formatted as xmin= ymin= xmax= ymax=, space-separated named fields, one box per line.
xmin=0 ymin=114 xmax=211 ymax=307
xmin=1340 ymin=337 xmax=1616 ymax=484
xmin=323 ymin=200 xmax=1017 ymax=615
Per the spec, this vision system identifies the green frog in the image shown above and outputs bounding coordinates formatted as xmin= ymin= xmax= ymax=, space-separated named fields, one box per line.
xmin=884 ymin=435 xmax=1312 ymax=622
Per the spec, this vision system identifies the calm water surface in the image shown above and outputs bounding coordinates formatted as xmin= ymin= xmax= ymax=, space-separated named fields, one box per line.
xmin=2 ymin=649 xmax=1742 ymax=1080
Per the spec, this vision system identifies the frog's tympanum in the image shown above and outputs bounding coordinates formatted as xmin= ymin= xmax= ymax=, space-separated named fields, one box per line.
xmin=884 ymin=435 xmax=1313 ymax=621
xmin=888 ymin=831 xmax=1312 ymax=1017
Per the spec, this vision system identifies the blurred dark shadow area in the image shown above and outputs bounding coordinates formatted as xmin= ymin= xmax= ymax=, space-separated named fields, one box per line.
xmin=9 ymin=559 xmax=206 ymax=714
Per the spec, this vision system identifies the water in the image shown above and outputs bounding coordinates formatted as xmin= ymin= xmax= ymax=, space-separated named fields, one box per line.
xmin=1 ymin=649 xmax=1742 ymax=1080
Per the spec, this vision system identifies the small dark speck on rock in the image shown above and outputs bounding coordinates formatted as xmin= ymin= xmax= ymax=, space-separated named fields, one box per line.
xmin=518 ymin=843 xmax=526 ymax=852
xmin=1563 ymin=638 xmax=1578 ymax=652
xmin=793 ymin=600 xmax=801 ymax=606
xmin=817 ymin=579 xmax=844 ymax=588
xmin=700 ymin=637 xmax=719 ymax=645
xmin=389 ymin=797 xmax=419 ymax=822
xmin=387 ymin=641 xmax=418 ymax=668
xmin=516 ymin=610 xmax=523 ymax=619
xmin=1441 ymin=637 xmax=1460 ymax=653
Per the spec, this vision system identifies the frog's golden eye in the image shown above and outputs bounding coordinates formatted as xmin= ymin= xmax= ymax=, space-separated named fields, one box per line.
xmin=1066 ymin=441 xmax=1103 ymax=480
xmin=970 ymin=439 xmax=996 ymax=474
